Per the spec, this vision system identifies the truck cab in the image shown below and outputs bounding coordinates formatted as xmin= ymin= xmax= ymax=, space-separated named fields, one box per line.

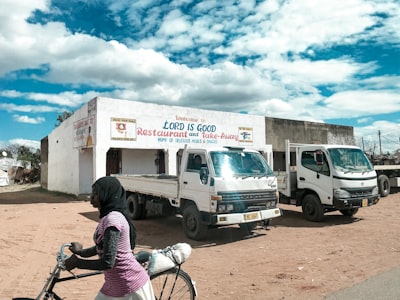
xmin=178 ymin=146 xmax=281 ymax=239
xmin=277 ymin=140 xmax=380 ymax=221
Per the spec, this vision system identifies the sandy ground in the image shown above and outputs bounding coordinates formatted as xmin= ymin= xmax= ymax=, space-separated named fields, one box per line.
xmin=1 ymin=183 xmax=400 ymax=300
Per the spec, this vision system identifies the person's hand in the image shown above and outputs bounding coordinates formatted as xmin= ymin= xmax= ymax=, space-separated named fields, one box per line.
xmin=64 ymin=254 xmax=79 ymax=271
xmin=69 ymin=242 xmax=83 ymax=255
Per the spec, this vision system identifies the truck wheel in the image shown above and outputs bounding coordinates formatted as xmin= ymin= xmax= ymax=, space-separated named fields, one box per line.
xmin=182 ymin=205 xmax=207 ymax=241
xmin=339 ymin=208 xmax=359 ymax=217
xmin=301 ymin=194 xmax=324 ymax=222
xmin=378 ymin=174 xmax=390 ymax=197
xmin=127 ymin=194 xmax=144 ymax=220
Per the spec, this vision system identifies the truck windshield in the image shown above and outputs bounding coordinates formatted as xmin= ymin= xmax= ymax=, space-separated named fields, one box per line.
xmin=210 ymin=151 xmax=274 ymax=177
xmin=328 ymin=148 xmax=374 ymax=172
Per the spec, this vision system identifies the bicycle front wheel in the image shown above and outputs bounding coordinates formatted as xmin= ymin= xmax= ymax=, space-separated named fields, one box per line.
xmin=150 ymin=268 xmax=196 ymax=300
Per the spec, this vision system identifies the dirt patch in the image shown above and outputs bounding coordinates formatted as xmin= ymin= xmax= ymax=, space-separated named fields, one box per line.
xmin=1 ymin=184 xmax=400 ymax=299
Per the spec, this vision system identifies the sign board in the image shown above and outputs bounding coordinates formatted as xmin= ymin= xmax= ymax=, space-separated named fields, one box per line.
xmin=73 ymin=116 xmax=95 ymax=148
xmin=95 ymin=98 xmax=267 ymax=149
xmin=136 ymin=112 xmax=253 ymax=147
xmin=110 ymin=118 xmax=137 ymax=141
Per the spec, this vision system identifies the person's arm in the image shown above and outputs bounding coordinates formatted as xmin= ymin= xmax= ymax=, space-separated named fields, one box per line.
xmin=65 ymin=227 xmax=120 ymax=271
xmin=69 ymin=243 xmax=97 ymax=258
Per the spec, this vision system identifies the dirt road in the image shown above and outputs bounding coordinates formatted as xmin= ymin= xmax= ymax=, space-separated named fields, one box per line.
xmin=1 ymin=184 xmax=399 ymax=299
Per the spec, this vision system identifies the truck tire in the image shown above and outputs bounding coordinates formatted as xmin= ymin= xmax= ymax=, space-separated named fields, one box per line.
xmin=127 ymin=194 xmax=144 ymax=220
xmin=182 ymin=204 xmax=207 ymax=241
xmin=301 ymin=194 xmax=324 ymax=222
xmin=339 ymin=208 xmax=359 ymax=217
xmin=378 ymin=174 xmax=390 ymax=197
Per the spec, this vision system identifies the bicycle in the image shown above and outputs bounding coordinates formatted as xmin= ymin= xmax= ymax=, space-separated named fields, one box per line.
xmin=14 ymin=243 xmax=197 ymax=300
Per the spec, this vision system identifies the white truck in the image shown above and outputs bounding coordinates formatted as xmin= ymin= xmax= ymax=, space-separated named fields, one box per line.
xmin=374 ymin=164 xmax=400 ymax=197
xmin=276 ymin=140 xmax=380 ymax=221
xmin=114 ymin=146 xmax=281 ymax=240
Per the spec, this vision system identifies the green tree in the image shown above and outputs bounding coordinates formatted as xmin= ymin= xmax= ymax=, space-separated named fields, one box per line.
xmin=56 ymin=111 xmax=73 ymax=127
xmin=0 ymin=144 xmax=41 ymax=169
xmin=17 ymin=145 xmax=41 ymax=169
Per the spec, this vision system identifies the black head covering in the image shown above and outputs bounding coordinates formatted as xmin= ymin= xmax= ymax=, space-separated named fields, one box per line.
xmin=92 ymin=176 xmax=136 ymax=249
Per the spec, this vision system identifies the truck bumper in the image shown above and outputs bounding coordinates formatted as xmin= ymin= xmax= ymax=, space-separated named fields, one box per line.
xmin=212 ymin=208 xmax=282 ymax=226
xmin=333 ymin=195 xmax=380 ymax=210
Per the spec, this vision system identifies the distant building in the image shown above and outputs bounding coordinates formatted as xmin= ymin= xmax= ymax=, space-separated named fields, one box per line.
xmin=0 ymin=157 xmax=16 ymax=172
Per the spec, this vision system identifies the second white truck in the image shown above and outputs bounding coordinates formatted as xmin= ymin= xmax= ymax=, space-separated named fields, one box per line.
xmin=276 ymin=140 xmax=380 ymax=221
xmin=373 ymin=164 xmax=400 ymax=197
xmin=114 ymin=146 xmax=281 ymax=240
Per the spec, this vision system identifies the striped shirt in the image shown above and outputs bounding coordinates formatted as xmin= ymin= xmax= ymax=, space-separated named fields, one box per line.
xmin=94 ymin=211 xmax=149 ymax=297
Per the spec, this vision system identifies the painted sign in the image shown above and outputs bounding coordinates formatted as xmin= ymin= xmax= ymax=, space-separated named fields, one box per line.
xmin=111 ymin=118 xmax=137 ymax=141
xmin=73 ymin=116 xmax=95 ymax=148
xmin=238 ymin=127 xmax=253 ymax=144
xmin=134 ymin=114 xmax=254 ymax=146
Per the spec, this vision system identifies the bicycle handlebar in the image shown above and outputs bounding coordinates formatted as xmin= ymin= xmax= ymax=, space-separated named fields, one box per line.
xmin=57 ymin=243 xmax=72 ymax=268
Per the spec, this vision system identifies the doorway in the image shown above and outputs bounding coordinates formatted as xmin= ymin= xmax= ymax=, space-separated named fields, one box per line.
xmin=106 ymin=149 xmax=121 ymax=175
xmin=157 ymin=150 xmax=165 ymax=174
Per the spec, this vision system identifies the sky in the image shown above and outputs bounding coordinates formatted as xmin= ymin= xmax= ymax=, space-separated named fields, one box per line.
xmin=0 ymin=0 xmax=399 ymax=154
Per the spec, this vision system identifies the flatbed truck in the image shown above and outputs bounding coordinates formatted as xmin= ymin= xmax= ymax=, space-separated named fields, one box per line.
xmin=276 ymin=140 xmax=380 ymax=221
xmin=114 ymin=146 xmax=282 ymax=240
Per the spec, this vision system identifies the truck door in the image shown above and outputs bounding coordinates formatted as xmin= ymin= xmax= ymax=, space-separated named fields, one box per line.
xmin=297 ymin=149 xmax=333 ymax=205
xmin=180 ymin=152 xmax=211 ymax=212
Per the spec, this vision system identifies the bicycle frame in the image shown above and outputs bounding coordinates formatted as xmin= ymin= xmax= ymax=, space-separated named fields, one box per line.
xmin=35 ymin=243 xmax=102 ymax=300
xmin=14 ymin=243 xmax=197 ymax=300
xmin=37 ymin=264 xmax=102 ymax=300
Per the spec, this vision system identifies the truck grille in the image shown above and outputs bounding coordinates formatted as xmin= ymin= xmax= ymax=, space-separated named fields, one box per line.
xmin=217 ymin=190 xmax=277 ymax=212
xmin=344 ymin=187 xmax=375 ymax=198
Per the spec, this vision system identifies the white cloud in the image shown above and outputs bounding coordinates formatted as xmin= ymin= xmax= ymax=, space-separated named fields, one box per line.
xmin=0 ymin=103 xmax=57 ymax=113
xmin=323 ymin=90 xmax=400 ymax=117
xmin=357 ymin=117 xmax=373 ymax=124
xmin=12 ymin=114 xmax=45 ymax=124
xmin=0 ymin=90 xmax=98 ymax=108
xmin=0 ymin=0 xmax=399 ymax=151
xmin=157 ymin=9 xmax=190 ymax=36
xmin=263 ymin=98 xmax=293 ymax=116
xmin=9 ymin=138 xmax=41 ymax=150
xmin=354 ymin=120 xmax=400 ymax=153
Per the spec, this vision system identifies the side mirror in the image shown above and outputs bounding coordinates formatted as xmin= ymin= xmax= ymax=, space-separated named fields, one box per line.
xmin=200 ymin=167 xmax=209 ymax=184
xmin=314 ymin=151 xmax=324 ymax=165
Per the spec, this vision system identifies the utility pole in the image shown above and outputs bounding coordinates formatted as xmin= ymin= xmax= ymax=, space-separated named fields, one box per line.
xmin=378 ymin=130 xmax=382 ymax=155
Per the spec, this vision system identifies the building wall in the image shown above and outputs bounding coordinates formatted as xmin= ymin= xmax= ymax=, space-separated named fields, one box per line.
xmin=121 ymin=149 xmax=158 ymax=174
xmin=45 ymin=97 xmax=270 ymax=195
xmin=265 ymin=117 xmax=354 ymax=171
xmin=46 ymin=102 xmax=90 ymax=194
xmin=265 ymin=117 xmax=354 ymax=151
xmin=40 ymin=137 xmax=48 ymax=189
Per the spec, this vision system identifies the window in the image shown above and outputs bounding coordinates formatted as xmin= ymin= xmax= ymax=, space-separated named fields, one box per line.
xmin=186 ymin=153 xmax=206 ymax=172
xmin=301 ymin=151 xmax=330 ymax=176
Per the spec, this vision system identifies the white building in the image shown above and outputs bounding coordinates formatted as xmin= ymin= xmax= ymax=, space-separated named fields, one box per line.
xmin=41 ymin=97 xmax=272 ymax=195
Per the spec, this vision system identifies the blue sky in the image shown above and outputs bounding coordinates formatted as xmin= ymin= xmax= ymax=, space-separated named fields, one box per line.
xmin=0 ymin=0 xmax=399 ymax=154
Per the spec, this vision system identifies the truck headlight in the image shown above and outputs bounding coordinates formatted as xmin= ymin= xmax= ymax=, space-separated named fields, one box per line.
xmin=218 ymin=204 xmax=234 ymax=212
xmin=266 ymin=200 xmax=276 ymax=208
xmin=372 ymin=186 xmax=379 ymax=196
xmin=333 ymin=188 xmax=351 ymax=199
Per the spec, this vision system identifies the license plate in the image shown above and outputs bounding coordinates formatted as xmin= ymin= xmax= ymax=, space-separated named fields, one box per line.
xmin=362 ymin=198 xmax=368 ymax=207
xmin=244 ymin=212 xmax=259 ymax=221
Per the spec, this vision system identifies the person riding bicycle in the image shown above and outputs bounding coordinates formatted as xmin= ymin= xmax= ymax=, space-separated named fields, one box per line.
xmin=64 ymin=176 xmax=155 ymax=300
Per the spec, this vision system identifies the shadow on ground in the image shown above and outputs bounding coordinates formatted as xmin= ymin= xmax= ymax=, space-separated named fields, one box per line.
xmin=0 ymin=186 xmax=81 ymax=204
